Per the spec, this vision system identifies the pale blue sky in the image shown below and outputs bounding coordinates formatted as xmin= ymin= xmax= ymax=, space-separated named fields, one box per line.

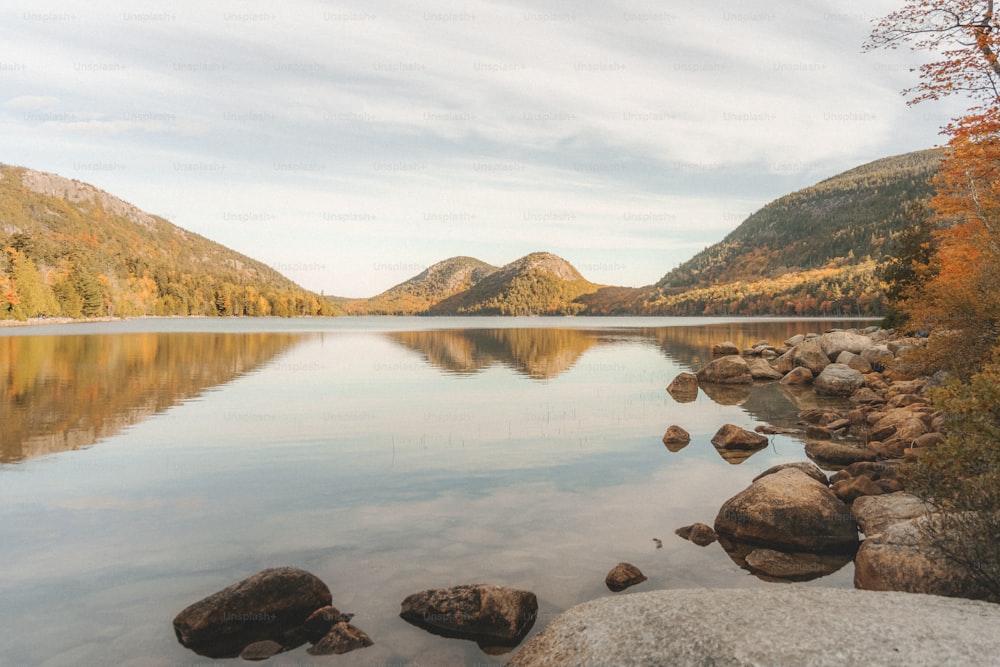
xmin=1 ymin=1 xmax=963 ymax=296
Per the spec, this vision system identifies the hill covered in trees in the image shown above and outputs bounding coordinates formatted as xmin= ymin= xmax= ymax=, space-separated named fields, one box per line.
xmin=0 ymin=165 xmax=335 ymax=320
xmin=347 ymin=252 xmax=603 ymax=316
xmin=342 ymin=256 xmax=498 ymax=315
xmin=632 ymin=149 xmax=944 ymax=316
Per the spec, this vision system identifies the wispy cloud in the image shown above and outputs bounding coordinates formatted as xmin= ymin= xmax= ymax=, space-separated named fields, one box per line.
xmin=0 ymin=0 xmax=966 ymax=296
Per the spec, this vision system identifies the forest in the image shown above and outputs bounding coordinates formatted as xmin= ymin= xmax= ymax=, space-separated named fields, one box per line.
xmin=0 ymin=165 xmax=336 ymax=321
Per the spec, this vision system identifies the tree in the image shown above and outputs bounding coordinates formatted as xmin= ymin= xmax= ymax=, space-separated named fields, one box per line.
xmin=866 ymin=0 xmax=1000 ymax=111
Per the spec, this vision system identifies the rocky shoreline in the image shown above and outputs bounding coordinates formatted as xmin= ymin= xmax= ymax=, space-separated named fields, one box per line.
xmin=170 ymin=325 xmax=980 ymax=663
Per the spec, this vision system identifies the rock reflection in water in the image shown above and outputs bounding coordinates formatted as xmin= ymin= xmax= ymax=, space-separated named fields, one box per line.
xmin=718 ymin=536 xmax=853 ymax=582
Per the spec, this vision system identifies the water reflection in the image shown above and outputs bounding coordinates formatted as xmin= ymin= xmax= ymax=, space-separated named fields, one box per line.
xmin=0 ymin=332 xmax=303 ymax=463
xmin=387 ymin=328 xmax=600 ymax=379
xmin=388 ymin=320 xmax=864 ymax=381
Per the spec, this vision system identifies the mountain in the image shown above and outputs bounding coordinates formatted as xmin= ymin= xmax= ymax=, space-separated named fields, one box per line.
xmin=429 ymin=252 xmax=602 ymax=315
xmin=0 ymin=164 xmax=335 ymax=320
xmin=636 ymin=148 xmax=944 ymax=316
xmin=342 ymin=256 xmax=498 ymax=315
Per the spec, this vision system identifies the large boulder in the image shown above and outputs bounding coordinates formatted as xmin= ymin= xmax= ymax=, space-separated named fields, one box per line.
xmin=747 ymin=357 xmax=784 ymax=381
xmin=813 ymin=363 xmax=865 ymax=397
xmin=714 ymin=468 xmax=859 ymax=553
xmin=818 ymin=330 xmax=873 ymax=359
xmin=805 ymin=440 xmax=877 ymax=467
xmin=696 ymin=355 xmax=753 ymax=385
xmin=780 ymin=366 xmax=814 ymax=386
xmin=852 ymin=491 xmax=929 ymax=537
xmin=172 ymin=567 xmax=333 ymax=659
xmin=711 ymin=341 xmax=740 ymax=356
xmin=399 ymin=584 xmax=537 ymax=649
xmin=507 ymin=588 xmax=1000 ymax=667
xmin=791 ymin=338 xmax=830 ymax=375
xmin=854 ymin=514 xmax=992 ymax=600
xmin=752 ymin=461 xmax=828 ymax=486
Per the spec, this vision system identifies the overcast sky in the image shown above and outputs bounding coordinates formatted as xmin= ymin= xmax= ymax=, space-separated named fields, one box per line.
xmin=1 ymin=1 xmax=965 ymax=297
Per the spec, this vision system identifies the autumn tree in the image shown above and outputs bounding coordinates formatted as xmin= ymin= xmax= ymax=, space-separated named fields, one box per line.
xmin=870 ymin=0 xmax=1000 ymax=601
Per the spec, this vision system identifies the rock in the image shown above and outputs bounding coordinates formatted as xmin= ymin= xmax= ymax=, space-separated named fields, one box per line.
xmin=711 ymin=424 xmax=768 ymax=450
xmin=870 ymin=410 xmax=929 ymax=442
xmin=805 ymin=425 xmax=833 ymax=440
xmin=666 ymin=372 xmax=698 ymax=401
xmin=306 ymin=622 xmax=373 ymax=655
xmin=852 ymin=492 xmax=930 ymax=537
xmin=752 ymin=461 xmax=828 ymax=486
xmin=854 ymin=513 xmax=992 ymax=600
xmin=831 ymin=474 xmax=884 ymax=503
xmin=747 ymin=357 xmax=784 ymax=381
xmin=780 ymin=366 xmax=814 ymax=385
xmin=675 ymin=522 xmax=717 ymax=546
xmin=887 ymin=393 xmax=930 ymax=408
xmin=605 ymin=562 xmax=648 ymax=592
xmin=814 ymin=363 xmax=865 ymax=397
xmin=240 ymin=640 xmax=283 ymax=661
xmin=785 ymin=334 xmax=807 ymax=347
xmin=791 ymin=338 xmax=830 ymax=374
xmin=399 ymin=584 xmax=537 ymax=648
xmin=805 ymin=440 xmax=877 ymax=467
xmin=913 ymin=432 xmax=944 ymax=449
xmin=303 ymin=606 xmax=351 ymax=643
xmin=836 ymin=351 xmax=873 ymax=373
xmin=818 ymin=330 xmax=873 ymax=359
xmin=714 ymin=468 xmax=859 ymax=553
xmin=826 ymin=418 xmax=851 ymax=432
xmin=661 ymin=425 xmax=690 ymax=451
xmin=861 ymin=345 xmax=894 ymax=370
xmin=172 ymin=567 xmax=333 ymax=659
xmin=772 ymin=349 xmax=795 ymax=374
xmin=506 ymin=588 xmax=1000 ymax=667
xmin=711 ymin=341 xmax=740 ymax=356
xmin=696 ymin=355 xmax=753 ymax=385
xmin=850 ymin=387 xmax=885 ymax=405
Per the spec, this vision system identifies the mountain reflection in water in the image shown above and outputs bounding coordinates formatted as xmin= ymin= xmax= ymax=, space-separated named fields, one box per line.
xmin=0 ymin=332 xmax=304 ymax=463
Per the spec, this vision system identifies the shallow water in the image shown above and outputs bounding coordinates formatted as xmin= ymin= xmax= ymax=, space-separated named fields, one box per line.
xmin=0 ymin=316 xmax=872 ymax=666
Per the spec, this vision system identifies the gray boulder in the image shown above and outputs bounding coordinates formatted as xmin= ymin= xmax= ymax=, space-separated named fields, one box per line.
xmin=814 ymin=363 xmax=865 ymax=396
xmin=507 ymin=588 xmax=1000 ymax=667
xmin=818 ymin=330 xmax=873 ymax=359
xmin=852 ymin=491 xmax=930 ymax=537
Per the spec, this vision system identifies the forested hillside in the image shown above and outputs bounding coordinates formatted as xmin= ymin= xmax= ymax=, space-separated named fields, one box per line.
xmin=0 ymin=165 xmax=335 ymax=320
xmin=428 ymin=252 xmax=601 ymax=315
xmin=639 ymin=149 xmax=943 ymax=315
xmin=343 ymin=256 xmax=498 ymax=315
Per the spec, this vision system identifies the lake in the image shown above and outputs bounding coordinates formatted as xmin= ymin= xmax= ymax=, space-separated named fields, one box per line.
xmin=0 ymin=316 xmax=872 ymax=666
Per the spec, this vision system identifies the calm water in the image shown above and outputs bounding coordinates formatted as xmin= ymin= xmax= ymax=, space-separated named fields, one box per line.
xmin=0 ymin=316 xmax=871 ymax=666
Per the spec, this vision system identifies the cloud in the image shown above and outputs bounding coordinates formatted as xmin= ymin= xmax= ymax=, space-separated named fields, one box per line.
xmin=0 ymin=0 xmax=969 ymax=296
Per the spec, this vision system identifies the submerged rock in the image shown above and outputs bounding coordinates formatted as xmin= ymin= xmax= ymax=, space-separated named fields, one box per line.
xmin=605 ymin=562 xmax=648 ymax=592
xmin=307 ymin=622 xmax=373 ymax=655
xmin=661 ymin=425 xmax=691 ymax=451
xmin=399 ymin=584 xmax=537 ymax=648
xmin=666 ymin=372 xmax=699 ymax=401
xmin=172 ymin=567 xmax=333 ymax=659
xmin=674 ymin=522 xmax=717 ymax=547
